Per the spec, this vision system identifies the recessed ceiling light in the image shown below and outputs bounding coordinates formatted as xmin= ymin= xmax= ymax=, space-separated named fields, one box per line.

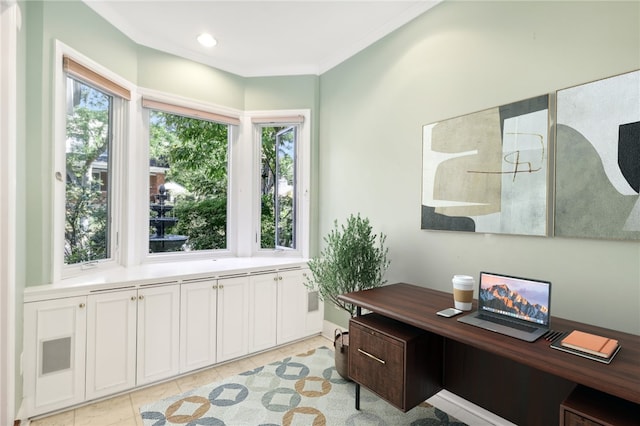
xmin=197 ymin=33 xmax=217 ymax=48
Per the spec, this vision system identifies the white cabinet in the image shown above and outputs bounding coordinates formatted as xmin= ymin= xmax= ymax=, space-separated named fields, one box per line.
xmin=22 ymin=263 xmax=322 ymax=417
xmin=136 ymin=284 xmax=181 ymax=385
xmin=86 ymin=289 xmax=137 ymax=400
xmin=24 ymin=284 xmax=180 ymax=416
xmin=23 ymin=296 xmax=87 ymax=415
xmin=180 ymin=279 xmax=217 ymax=373
xmin=248 ymin=268 xmax=324 ymax=348
xmin=277 ymin=268 xmax=322 ymax=344
xmin=248 ymin=273 xmax=278 ymax=352
xmin=216 ymin=276 xmax=250 ymax=362
xmin=86 ymin=285 xmax=179 ymax=396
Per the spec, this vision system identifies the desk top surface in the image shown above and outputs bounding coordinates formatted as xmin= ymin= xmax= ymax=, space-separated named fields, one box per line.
xmin=338 ymin=283 xmax=640 ymax=404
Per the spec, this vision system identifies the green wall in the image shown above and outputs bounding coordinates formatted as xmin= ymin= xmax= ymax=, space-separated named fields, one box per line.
xmin=136 ymin=45 xmax=245 ymax=109
xmin=319 ymin=0 xmax=640 ymax=333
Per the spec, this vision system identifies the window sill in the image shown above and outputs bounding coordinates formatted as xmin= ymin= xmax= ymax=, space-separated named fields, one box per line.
xmin=24 ymin=257 xmax=309 ymax=303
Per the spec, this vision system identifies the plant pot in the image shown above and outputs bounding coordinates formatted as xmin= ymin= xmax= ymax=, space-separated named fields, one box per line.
xmin=334 ymin=329 xmax=350 ymax=380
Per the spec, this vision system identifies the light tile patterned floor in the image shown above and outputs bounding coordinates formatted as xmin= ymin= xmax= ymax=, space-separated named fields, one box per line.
xmin=27 ymin=335 xmax=513 ymax=426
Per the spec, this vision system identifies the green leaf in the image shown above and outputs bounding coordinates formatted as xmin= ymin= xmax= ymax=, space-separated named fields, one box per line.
xmin=306 ymin=214 xmax=390 ymax=316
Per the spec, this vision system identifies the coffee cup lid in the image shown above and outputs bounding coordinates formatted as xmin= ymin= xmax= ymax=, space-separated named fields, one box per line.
xmin=453 ymin=274 xmax=474 ymax=282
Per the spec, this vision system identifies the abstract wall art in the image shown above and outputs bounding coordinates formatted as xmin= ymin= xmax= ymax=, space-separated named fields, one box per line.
xmin=555 ymin=70 xmax=640 ymax=240
xmin=421 ymin=95 xmax=550 ymax=236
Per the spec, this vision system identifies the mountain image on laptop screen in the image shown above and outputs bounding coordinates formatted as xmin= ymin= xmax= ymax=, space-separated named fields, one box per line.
xmin=480 ymin=282 xmax=549 ymax=324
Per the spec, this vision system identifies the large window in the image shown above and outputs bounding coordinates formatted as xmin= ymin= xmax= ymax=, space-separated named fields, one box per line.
xmin=60 ymin=55 xmax=130 ymax=274
xmin=55 ymin=47 xmax=310 ymax=280
xmin=259 ymin=125 xmax=297 ymax=249
xmin=253 ymin=113 xmax=308 ymax=256
xmin=147 ymin=109 xmax=230 ymax=253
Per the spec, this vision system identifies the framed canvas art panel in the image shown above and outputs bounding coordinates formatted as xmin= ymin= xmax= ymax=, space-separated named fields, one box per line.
xmin=421 ymin=95 xmax=550 ymax=236
xmin=555 ymin=70 xmax=640 ymax=240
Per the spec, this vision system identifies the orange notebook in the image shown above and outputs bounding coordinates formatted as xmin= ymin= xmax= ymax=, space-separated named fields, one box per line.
xmin=561 ymin=330 xmax=619 ymax=358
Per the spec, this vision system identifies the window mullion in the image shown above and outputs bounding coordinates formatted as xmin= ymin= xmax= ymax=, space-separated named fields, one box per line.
xmin=110 ymin=97 xmax=128 ymax=265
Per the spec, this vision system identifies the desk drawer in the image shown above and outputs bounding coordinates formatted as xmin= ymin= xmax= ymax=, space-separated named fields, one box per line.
xmin=348 ymin=313 xmax=442 ymax=412
xmin=563 ymin=411 xmax=601 ymax=426
xmin=349 ymin=321 xmax=405 ymax=408
xmin=560 ymin=386 xmax=640 ymax=426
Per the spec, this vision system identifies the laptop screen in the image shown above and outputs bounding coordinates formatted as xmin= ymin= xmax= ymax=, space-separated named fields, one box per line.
xmin=478 ymin=272 xmax=551 ymax=326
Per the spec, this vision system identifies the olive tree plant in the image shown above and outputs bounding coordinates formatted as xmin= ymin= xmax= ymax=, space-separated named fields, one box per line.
xmin=307 ymin=214 xmax=390 ymax=317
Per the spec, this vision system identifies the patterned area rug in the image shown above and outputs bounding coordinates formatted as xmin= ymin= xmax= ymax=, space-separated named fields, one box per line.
xmin=140 ymin=346 xmax=467 ymax=425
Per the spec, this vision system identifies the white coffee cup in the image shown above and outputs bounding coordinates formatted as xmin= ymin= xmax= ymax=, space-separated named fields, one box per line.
xmin=452 ymin=275 xmax=475 ymax=311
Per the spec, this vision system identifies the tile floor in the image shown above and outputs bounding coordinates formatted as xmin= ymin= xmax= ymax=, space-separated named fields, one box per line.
xmin=27 ymin=335 xmax=515 ymax=426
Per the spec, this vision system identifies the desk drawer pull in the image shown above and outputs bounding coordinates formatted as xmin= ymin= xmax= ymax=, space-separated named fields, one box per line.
xmin=358 ymin=348 xmax=386 ymax=364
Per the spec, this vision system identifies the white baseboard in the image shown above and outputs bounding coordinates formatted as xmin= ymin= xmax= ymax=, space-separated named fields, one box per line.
xmin=436 ymin=389 xmax=517 ymax=426
xmin=322 ymin=319 xmax=346 ymax=342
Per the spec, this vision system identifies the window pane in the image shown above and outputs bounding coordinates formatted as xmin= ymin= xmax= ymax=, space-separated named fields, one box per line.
xmin=148 ymin=111 xmax=228 ymax=253
xmin=65 ymin=77 xmax=112 ymax=265
xmin=260 ymin=126 xmax=297 ymax=249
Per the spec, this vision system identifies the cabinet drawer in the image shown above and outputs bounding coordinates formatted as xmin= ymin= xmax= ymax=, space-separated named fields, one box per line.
xmin=560 ymin=386 xmax=640 ymax=426
xmin=350 ymin=321 xmax=405 ymax=408
xmin=563 ymin=411 xmax=601 ymax=426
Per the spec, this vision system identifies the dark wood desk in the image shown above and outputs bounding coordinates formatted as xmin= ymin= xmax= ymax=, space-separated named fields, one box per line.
xmin=339 ymin=283 xmax=640 ymax=426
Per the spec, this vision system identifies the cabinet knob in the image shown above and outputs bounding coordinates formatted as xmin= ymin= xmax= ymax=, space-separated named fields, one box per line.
xmin=219 ymin=285 xmax=224 ymax=290
xmin=139 ymin=295 xmax=144 ymax=300
xmin=131 ymin=296 xmax=137 ymax=301
xmin=79 ymin=303 xmax=85 ymax=308
xmin=279 ymin=276 xmax=283 ymax=280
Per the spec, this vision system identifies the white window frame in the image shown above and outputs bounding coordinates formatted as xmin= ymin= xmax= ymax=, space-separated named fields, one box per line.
xmin=52 ymin=46 xmax=310 ymax=280
xmin=52 ymin=42 xmax=135 ymax=280
xmin=0 ymin=1 xmax=18 ymax=424
xmin=139 ymin=89 xmax=241 ymax=263
xmin=247 ymin=110 xmax=311 ymax=259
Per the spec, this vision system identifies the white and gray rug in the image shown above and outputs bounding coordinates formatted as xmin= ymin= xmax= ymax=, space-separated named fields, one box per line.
xmin=140 ymin=346 xmax=467 ymax=425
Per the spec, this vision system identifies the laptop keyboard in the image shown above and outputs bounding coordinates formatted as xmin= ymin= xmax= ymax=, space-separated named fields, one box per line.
xmin=477 ymin=313 xmax=537 ymax=333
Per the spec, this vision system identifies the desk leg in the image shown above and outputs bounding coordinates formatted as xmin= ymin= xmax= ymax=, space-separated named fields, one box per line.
xmin=354 ymin=306 xmax=361 ymax=410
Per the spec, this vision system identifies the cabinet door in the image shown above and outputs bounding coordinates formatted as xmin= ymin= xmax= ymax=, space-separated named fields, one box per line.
xmin=248 ymin=273 xmax=278 ymax=352
xmin=86 ymin=289 xmax=137 ymax=400
xmin=302 ymin=269 xmax=324 ymax=335
xmin=180 ymin=279 xmax=217 ymax=373
xmin=137 ymin=285 xmax=180 ymax=385
xmin=277 ymin=269 xmax=308 ymax=344
xmin=23 ymin=297 xmax=87 ymax=416
xmin=217 ymin=276 xmax=249 ymax=362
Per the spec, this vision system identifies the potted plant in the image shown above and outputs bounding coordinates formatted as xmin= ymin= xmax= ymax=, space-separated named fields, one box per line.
xmin=306 ymin=213 xmax=390 ymax=379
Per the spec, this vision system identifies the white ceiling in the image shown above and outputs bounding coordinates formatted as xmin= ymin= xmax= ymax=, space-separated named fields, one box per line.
xmin=83 ymin=1 xmax=442 ymax=77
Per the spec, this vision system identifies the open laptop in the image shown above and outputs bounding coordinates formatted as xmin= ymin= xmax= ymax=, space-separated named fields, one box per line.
xmin=457 ymin=271 xmax=551 ymax=342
